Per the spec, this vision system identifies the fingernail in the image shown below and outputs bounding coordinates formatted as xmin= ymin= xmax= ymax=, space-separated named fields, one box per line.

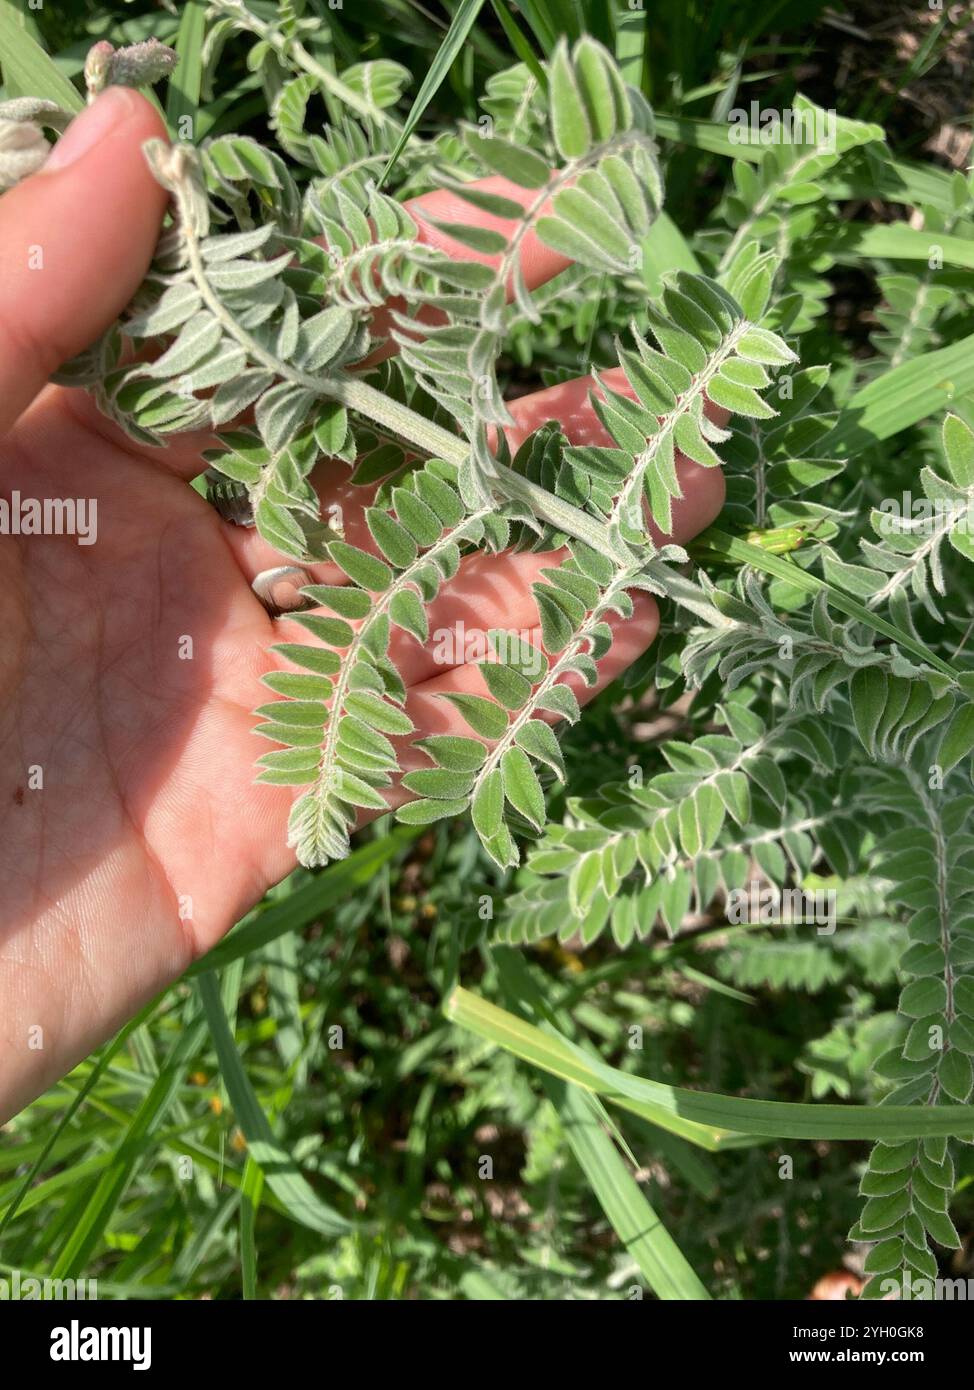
xmin=42 ymin=88 xmax=135 ymax=174
xmin=252 ymin=567 xmax=316 ymax=617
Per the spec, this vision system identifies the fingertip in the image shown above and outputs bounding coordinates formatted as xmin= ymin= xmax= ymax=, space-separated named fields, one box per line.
xmin=47 ymin=88 xmax=170 ymax=260
xmin=41 ymin=87 xmax=166 ymax=176
xmin=503 ymin=374 xmax=599 ymax=452
xmin=0 ymin=88 xmax=169 ymax=431
xmin=619 ymin=588 xmax=661 ymax=657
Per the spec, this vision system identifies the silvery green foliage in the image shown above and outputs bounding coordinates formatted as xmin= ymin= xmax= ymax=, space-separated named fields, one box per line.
xmin=826 ymin=415 xmax=974 ymax=621
xmin=864 ymin=175 xmax=974 ymax=377
xmin=702 ymin=95 xmax=884 ymax=333
xmin=45 ymin=31 xmax=973 ymax=882
xmin=36 ymin=33 xmax=974 ymax=850
xmin=718 ymin=918 xmax=904 ymax=998
xmin=850 ymin=771 xmax=974 ymax=1300
xmin=0 ymin=97 xmax=72 ymax=190
xmin=52 ymin=33 xmax=791 ymax=872
xmin=499 ymin=698 xmax=850 ymax=948
xmin=572 ymin=282 xmax=797 ymax=543
xmin=263 ymin=266 xmax=791 ymax=872
xmin=401 ymin=41 xmax=663 ymax=437
xmin=718 ymin=361 xmax=843 ymax=535
xmin=681 ymin=573 xmax=959 ymax=734
xmin=671 ymin=420 xmax=974 ymax=765
xmin=0 ymin=115 xmax=49 ymax=190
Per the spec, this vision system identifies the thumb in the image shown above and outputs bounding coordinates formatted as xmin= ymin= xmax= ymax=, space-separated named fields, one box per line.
xmin=0 ymin=86 xmax=168 ymax=435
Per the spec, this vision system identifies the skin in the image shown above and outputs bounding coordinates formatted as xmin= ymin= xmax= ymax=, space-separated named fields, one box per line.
xmin=0 ymin=89 xmax=726 ymax=1123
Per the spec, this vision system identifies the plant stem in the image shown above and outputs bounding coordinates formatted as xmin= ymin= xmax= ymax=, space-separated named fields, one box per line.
xmin=468 ymin=561 xmax=646 ymax=807
xmin=699 ymin=527 xmax=962 ymax=681
xmin=305 ymin=505 xmax=493 ymax=858
xmin=209 ymin=0 xmax=398 ymax=129
xmin=174 ymin=171 xmax=619 ymax=557
xmin=608 ymin=320 xmax=748 ymax=539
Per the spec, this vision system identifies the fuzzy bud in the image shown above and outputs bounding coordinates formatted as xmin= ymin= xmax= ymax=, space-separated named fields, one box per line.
xmin=84 ymin=41 xmax=116 ymax=101
xmin=85 ymin=38 xmax=178 ymax=102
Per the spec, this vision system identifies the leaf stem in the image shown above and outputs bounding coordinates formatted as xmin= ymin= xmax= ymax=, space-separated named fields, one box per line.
xmin=608 ymin=320 xmax=748 ymax=540
xmin=468 ymin=560 xmax=646 ymax=809
xmin=210 ymin=0 xmax=399 ymax=129
xmin=172 ymin=168 xmax=619 ymax=557
xmin=698 ymin=527 xmax=962 ymax=681
xmin=303 ymin=505 xmax=493 ymax=860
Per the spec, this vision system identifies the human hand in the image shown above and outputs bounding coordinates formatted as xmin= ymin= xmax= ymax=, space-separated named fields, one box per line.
xmin=0 ymin=90 xmax=724 ymax=1121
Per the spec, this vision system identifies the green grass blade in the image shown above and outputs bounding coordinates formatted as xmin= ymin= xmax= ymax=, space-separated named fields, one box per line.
xmin=653 ymin=111 xmax=957 ymax=213
xmin=654 ymin=112 xmax=756 ymax=160
xmin=0 ymin=0 xmax=83 ymax=110
xmin=445 ymin=986 xmax=974 ymax=1142
xmin=0 ymin=1116 xmax=112 ymax=1177
xmin=627 ymin=1117 xmax=720 ymax=1199
xmin=839 ymin=221 xmax=974 ymax=272
xmin=0 ymin=1258 xmax=177 ymax=1301
xmin=452 ymin=984 xmax=745 ymax=1150
xmin=197 ymin=973 xmax=351 ymax=1236
xmin=826 ymin=157 xmax=955 ymax=214
xmin=696 ymin=528 xmax=961 ymax=682
xmin=51 ymin=1013 xmax=208 ymax=1278
xmin=615 ymin=6 xmax=647 ymax=87
xmin=265 ymin=929 xmax=304 ymax=1071
xmin=493 ymin=950 xmax=711 ymax=1297
xmin=0 ymin=1152 xmax=115 ymax=1223
xmin=829 ymin=331 xmax=974 ymax=458
xmin=187 ymin=827 xmax=417 ymax=974
xmin=0 ymin=997 xmax=160 ymax=1238
xmin=378 ymin=0 xmax=487 ymax=186
xmin=491 ymin=0 xmax=547 ymax=89
xmin=492 ymin=946 xmax=752 ymax=1158
xmin=171 ymin=1193 xmax=239 ymax=1285
xmin=552 ymin=1081 xmax=711 ymax=1299
xmin=240 ymin=1155 xmax=264 ymax=1299
xmin=166 ymin=0 xmax=206 ymax=136
xmin=513 ymin=0 xmax=563 ymax=52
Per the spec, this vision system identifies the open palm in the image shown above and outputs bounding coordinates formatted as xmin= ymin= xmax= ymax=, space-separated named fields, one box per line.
xmin=0 ymin=89 xmax=723 ymax=1121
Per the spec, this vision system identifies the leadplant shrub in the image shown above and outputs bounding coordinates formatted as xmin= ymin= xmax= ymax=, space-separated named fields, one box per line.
xmin=7 ymin=2 xmax=974 ymax=1299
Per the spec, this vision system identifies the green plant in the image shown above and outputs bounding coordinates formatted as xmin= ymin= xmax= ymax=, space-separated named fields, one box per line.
xmin=4 ymin=0 xmax=974 ymax=1304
